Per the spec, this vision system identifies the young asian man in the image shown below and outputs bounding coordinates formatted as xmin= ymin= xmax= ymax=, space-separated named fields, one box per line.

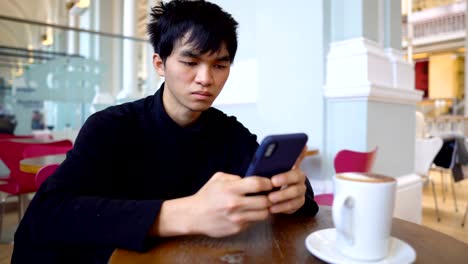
xmin=12 ymin=1 xmax=318 ymax=263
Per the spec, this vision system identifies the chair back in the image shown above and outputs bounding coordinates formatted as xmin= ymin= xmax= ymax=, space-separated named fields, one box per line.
xmin=334 ymin=147 xmax=378 ymax=173
xmin=23 ymin=144 xmax=72 ymax=158
xmin=415 ymin=111 xmax=426 ymax=138
xmin=414 ymin=137 xmax=443 ymax=176
xmin=0 ymin=133 xmax=34 ymax=140
xmin=0 ymin=139 xmax=72 ymax=194
xmin=35 ymin=164 xmax=60 ymax=188
xmin=315 ymin=147 xmax=378 ymax=206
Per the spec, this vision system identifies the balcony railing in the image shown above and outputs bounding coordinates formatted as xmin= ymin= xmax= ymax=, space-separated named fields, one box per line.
xmin=403 ymin=1 xmax=466 ymax=47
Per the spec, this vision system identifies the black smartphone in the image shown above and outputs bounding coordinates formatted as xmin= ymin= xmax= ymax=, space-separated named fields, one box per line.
xmin=245 ymin=133 xmax=308 ymax=178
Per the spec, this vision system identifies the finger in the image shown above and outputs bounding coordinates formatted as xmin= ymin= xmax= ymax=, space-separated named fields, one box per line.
xmin=232 ymin=209 xmax=270 ymax=224
xmin=211 ymin=172 xmax=242 ymax=182
xmin=228 ymin=176 xmax=273 ymax=195
xmin=292 ymin=146 xmax=307 ymax=169
xmin=237 ymin=196 xmax=272 ymax=211
xmin=269 ymin=196 xmax=305 ymax=214
xmin=271 ymin=169 xmax=305 ymax=187
xmin=268 ymin=183 xmax=306 ymax=203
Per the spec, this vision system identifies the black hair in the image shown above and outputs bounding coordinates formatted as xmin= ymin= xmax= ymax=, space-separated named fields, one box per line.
xmin=147 ymin=0 xmax=238 ymax=63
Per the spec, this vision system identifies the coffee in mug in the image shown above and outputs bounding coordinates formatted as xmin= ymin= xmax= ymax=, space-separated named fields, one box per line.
xmin=332 ymin=172 xmax=396 ymax=261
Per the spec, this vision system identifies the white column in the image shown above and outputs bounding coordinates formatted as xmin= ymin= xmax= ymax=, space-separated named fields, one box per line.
xmin=325 ymin=0 xmax=422 ymax=177
xmin=67 ymin=15 xmax=79 ymax=55
xmin=465 ymin=3 xmax=468 ymax=117
xmin=117 ymin=0 xmax=141 ymax=102
xmin=92 ymin=0 xmax=116 ymax=110
xmin=111 ymin=0 xmax=123 ymax=98
xmin=325 ymin=0 xmax=423 ymax=224
xmin=144 ymin=0 xmax=162 ymax=96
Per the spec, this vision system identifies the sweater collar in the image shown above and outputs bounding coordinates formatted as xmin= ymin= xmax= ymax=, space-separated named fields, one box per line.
xmin=153 ymin=83 xmax=209 ymax=135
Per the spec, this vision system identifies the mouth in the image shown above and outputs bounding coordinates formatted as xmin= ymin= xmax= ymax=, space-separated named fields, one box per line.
xmin=191 ymin=91 xmax=213 ymax=100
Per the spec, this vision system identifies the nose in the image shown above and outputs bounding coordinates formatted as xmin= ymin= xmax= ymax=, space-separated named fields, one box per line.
xmin=195 ymin=65 xmax=214 ymax=87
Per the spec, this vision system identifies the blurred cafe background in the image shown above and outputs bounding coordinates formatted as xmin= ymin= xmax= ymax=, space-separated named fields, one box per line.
xmin=0 ymin=0 xmax=159 ymax=141
xmin=1 ymin=0 xmax=468 ymax=261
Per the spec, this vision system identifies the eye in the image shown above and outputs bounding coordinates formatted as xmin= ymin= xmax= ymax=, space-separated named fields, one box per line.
xmin=214 ymin=64 xmax=228 ymax=70
xmin=180 ymin=61 xmax=197 ymax=67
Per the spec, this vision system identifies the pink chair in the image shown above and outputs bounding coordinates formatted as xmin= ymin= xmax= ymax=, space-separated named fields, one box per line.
xmin=334 ymin=148 xmax=378 ymax=174
xmin=0 ymin=139 xmax=72 ymax=184
xmin=35 ymin=164 xmax=60 ymax=188
xmin=314 ymin=147 xmax=378 ymax=206
xmin=0 ymin=139 xmax=72 ymax=239
xmin=0 ymin=133 xmax=34 ymax=140
xmin=23 ymin=144 xmax=72 ymax=159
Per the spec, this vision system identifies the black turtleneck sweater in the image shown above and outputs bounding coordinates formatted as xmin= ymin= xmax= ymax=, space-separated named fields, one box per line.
xmin=12 ymin=87 xmax=318 ymax=263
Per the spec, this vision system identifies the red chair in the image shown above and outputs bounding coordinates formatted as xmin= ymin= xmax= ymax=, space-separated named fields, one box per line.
xmin=0 ymin=139 xmax=72 ymax=239
xmin=314 ymin=147 xmax=378 ymax=206
xmin=23 ymin=145 xmax=72 ymax=159
xmin=0 ymin=133 xmax=34 ymax=140
xmin=334 ymin=148 xmax=378 ymax=173
xmin=0 ymin=139 xmax=71 ymax=184
xmin=35 ymin=164 xmax=60 ymax=189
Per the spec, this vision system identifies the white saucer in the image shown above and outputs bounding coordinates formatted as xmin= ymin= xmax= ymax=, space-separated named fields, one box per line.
xmin=305 ymin=228 xmax=416 ymax=264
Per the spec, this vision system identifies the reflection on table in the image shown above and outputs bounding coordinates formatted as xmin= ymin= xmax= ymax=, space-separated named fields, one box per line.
xmin=109 ymin=206 xmax=468 ymax=264
xmin=19 ymin=154 xmax=66 ymax=174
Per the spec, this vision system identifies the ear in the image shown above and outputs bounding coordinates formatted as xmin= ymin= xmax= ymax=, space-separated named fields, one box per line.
xmin=153 ymin=53 xmax=165 ymax=77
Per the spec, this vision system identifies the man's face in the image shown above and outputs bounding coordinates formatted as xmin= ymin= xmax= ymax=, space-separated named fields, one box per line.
xmin=153 ymin=39 xmax=231 ymax=124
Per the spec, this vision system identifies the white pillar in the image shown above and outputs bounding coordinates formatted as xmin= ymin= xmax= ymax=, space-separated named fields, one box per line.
xmin=325 ymin=0 xmax=423 ymax=224
xmin=111 ymin=0 xmax=123 ymax=98
xmin=67 ymin=16 xmax=79 ymax=55
xmin=92 ymin=0 xmax=116 ymax=110
xmin=144 ymin=0 xmax=162 ymax=96
xmin=117 ymin=0 xmax=141 ymax=102
xmin=325 ymin=0 xmax=422 ymax=178
xmin=465 ymin=3 xmax=468 ymax=117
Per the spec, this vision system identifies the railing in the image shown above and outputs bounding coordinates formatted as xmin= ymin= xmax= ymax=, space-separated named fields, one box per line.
xmin=411 ymin=0 xmax=463 ymax=12
xmin=402 ymin=1 xmax=466 ymax=46
xmin=424 ymin=115 xmax=467 ymax=137
xmin=418 ymin=97 xmax=467 ymax=137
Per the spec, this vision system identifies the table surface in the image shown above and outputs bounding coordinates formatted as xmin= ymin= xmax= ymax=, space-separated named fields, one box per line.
xmin=8 ymin=138 xmax=56 ymax=144
xmin=305 ymin=148 xmax=319 ymax=157
xmin=109 ymin=206 xmax=468 ymax=264
xmin=19 ymin=154 xmax=66 ymax=174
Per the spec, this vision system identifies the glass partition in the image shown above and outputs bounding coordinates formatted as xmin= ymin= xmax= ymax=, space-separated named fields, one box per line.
xmin=0 ymin=16 xmax=152 ymax=137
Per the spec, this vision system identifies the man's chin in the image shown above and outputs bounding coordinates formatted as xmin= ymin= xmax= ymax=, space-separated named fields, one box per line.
xmin=189 ymin=101 xmax=214 ymax=112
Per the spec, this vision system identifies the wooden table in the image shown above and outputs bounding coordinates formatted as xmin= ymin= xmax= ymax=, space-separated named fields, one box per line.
xmin=306 ymin=148 xmax=319 ymax=157
xmin=19 ymin=154 xmax=66 ymax=174
xmin=109 ymin=206 xmax=468 ymax=263
xmin=9 ymin=138 xmax=56 ymax=144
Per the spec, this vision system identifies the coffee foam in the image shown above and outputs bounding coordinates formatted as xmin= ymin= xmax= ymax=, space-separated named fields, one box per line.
xmin=336 ymin=173 xmax=395 ymax=183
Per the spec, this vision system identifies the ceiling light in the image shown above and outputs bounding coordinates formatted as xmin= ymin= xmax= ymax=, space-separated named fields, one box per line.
xmin=67 ymin=0 xmax=90 ymax=16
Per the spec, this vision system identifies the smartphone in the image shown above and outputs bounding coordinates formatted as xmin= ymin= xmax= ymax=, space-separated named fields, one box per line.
xmin=245 ymin=133 xmax=308 ymax=178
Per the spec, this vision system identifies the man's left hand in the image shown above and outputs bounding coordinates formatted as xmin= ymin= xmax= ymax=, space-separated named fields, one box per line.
xmin=268 ymin=147 xmax=307 ymax=214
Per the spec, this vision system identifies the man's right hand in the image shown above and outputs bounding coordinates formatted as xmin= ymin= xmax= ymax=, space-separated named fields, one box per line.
xmin=151 ymin=172 xmax=273 ymax=237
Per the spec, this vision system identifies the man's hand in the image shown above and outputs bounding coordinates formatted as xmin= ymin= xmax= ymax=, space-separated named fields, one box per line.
xmin=152 ymin=172 xmax=273 ymax=238
xmin=189 ymin=172 xmax=273 ymax=237
xmin=268 ymin=147 xmax=307 ymax=214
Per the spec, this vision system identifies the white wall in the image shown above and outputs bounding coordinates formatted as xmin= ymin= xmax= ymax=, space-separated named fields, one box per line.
xmin=212 ymin=0 xmax=326 ymax=180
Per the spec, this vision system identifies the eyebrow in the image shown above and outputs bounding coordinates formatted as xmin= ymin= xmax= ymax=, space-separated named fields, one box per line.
xmin=180 ymin=50 xmax=200 ymax=58
xmin=180 ymin=50 xmax=230 ymax=62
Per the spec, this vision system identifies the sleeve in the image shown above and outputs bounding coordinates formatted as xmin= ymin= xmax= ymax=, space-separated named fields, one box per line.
xmin=294 ymin=177 xmax=319 ymax=216
xmin=25 ymin=111 xmax=162 ymax=251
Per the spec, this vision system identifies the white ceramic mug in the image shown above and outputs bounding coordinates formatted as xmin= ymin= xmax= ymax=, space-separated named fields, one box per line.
xmin=332 ymin=172 xmax=396 ymax=261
